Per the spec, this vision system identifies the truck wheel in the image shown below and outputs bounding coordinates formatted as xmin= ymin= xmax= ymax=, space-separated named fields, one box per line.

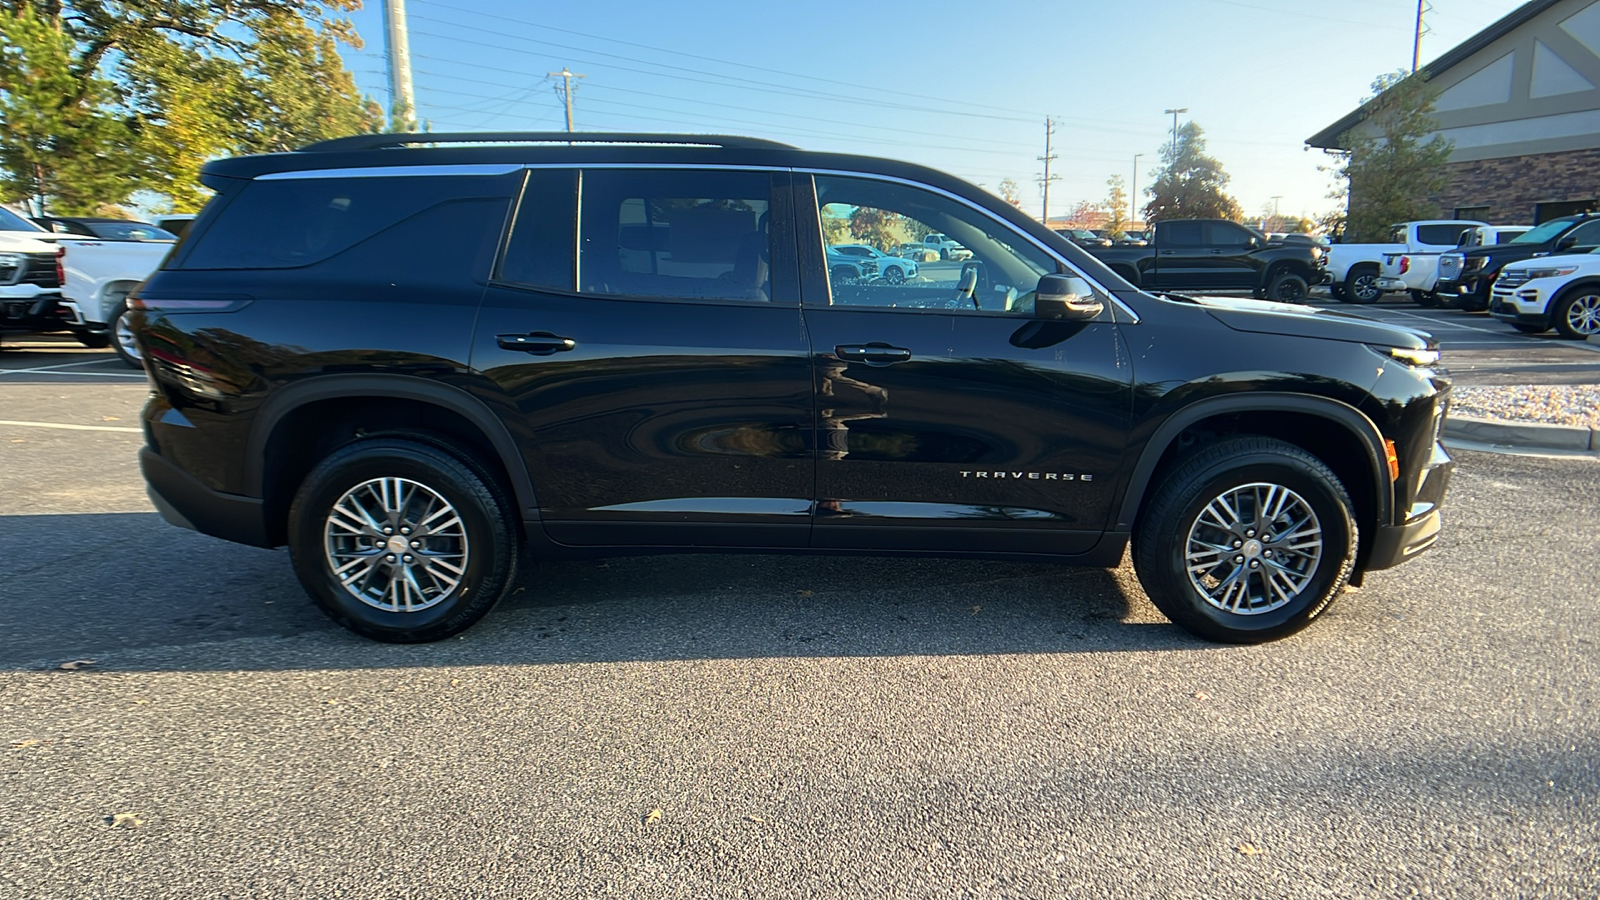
xmin=73 ymin=329 xmax=111 ymax=349
xmin=1267 ymin=272 xmax=1309 ymax=303
xmin=1412 ymin=291 xmax=1440 ymax=308
xmin=1344 ymin=265 xmax=1381 ymax=303
xmin=109 ymin=300 xmax=142 ymax=368
xmin=1329 ymin=284 xmax=1348 ymax=301
xmin=1133 ymin=437 xmax=1357 ymax=644
xmin=1553 ymin=289 xmax=1600 ymax=340
xmin=287 ymin=437 xmax=520 ymax=643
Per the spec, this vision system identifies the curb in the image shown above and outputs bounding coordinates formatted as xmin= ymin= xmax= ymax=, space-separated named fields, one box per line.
xmin=1443 ymin=415 xmax=1598 ymax=452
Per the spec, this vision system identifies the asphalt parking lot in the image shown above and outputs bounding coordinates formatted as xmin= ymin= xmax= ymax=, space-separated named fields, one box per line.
xmin=2 ymin=334 xmax=1598 ymax=897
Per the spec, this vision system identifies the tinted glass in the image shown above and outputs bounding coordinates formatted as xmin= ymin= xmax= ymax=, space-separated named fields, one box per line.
xmin=1416 ymin=224 xmax=1471 ymax=246
xmin=0 ymin=207 xmax=43 ymax=232
xmin=1563 ymin=220 xmax=1600 ymax=247
xmin=1161 ymin=222 xmax=1203 ymax=246
xmin=182 ymin=174 xmax=516 ymax=269
xmin=812 ymin=174 xmax=1058 ymax=313
xmin=86 ymin=221 xmax=177 ymax=241
xmin=1205 ymin=222 xmax=1251 ymax=248
xmin=578 ymin=169 xmax=772 ymax=302
xmin=498 ymin=169 xmax=576 ymax=290
xmin=1511 ymin=219 xmax=1576 ymax=244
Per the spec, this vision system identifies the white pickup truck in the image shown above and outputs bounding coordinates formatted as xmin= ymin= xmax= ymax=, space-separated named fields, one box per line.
xmin=57 ymin=238 xmax=174 ymax=366
xmin=1326 ymin=219 xmax=1486 ymax=304
xmin=1375 ymin=224 xmax=1532 ymax=306
xmin=1 ymin=208 xmax=80 ymax=346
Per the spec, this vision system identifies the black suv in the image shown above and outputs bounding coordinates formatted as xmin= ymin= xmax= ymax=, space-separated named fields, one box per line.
xmin=135 ymin=133 xmax=1454 ymax=644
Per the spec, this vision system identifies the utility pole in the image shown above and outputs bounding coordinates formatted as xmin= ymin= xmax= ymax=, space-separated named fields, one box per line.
xmin=1131 ymin=153 xmax=1143 ymax=225
xmin=1412 ymin=0 xmax=1428 ymax=73
xmin=1037 ymin=117 xmax=1060 ymax=224
xmin=548 ymin=67 xmax=586 ymax=134
xmin=382 ymin=0 xmax=417 ymax=132
xmin=1271 ymin=195 xmax=1283 ymax=217
xmin=1163 ymin=107 xmax=1187 ymax=159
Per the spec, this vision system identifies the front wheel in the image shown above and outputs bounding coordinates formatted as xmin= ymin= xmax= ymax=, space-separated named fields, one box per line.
xmin=882 ymin=265 xmax=905 ymax=285
xmin=1133 ymin=437 xmax=1357 ymax=643
xmin=1553 ymin=289 xmax=1600 ymax=339
xmin=1345 ymin=265 xmax=1381 ymax=304
xmin=1267 ymin=272 xmax=1309 ymax=303
xmin=287 ymin=438 xmax=519 ymax=642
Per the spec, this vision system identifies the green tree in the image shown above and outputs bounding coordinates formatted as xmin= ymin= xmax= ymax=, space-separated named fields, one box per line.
xmin=1103 ymin=175 xmax=1128 ymax=238
xmin=0 ymin=7 xmax=138 ymax=214
xmin=1330 ymin=71 xmax=1453 ymax=242
xmin=0 ymin=0 xmax=381 ymax=213
xmin=1143 ymin=122 xmax=1242 ymax=223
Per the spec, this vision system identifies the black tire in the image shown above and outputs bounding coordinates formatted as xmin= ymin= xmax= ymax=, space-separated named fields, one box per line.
xmin=1329 ymin=285 xmax=1347 ymax=301
xmin=1413 ymin=291 xmax=1440 ymax=308
xmin=1552 ymin=287 xmax=1600 ymax=340
xmin=1344 ymin=264 xmax=1381 ymax=304
xmin=1511 ymin=323 xmax=1548 ymax=335
xmin=1132 ymin=437 xmax=1357 ymax=643
xmin=73 ymin=329 xmax=111 ymax=349
xmin=883 ymin=265 xmax=905 ymax=285
xmin=108 ymin=299 xmax=142 ymax=368
xmin=830 ymin=264 xmax=858 ymax=283
xmin=1267 ymin=272 xmax=1309 ymax=303
xmin=287 ymin=438 xmax=520 ymax=643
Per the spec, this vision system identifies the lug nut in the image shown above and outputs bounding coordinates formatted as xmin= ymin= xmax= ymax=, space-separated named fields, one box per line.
xmin=385 ymin=554 xmax=396 ymax=562
xmin=1246 ymin=529 xmax=1256 ymax=537
xmin=1233 ymin=540 xmax=1243 ymax=548
xmin=1264 ymin=550 xmax=1273 ymax=558
xmin=1249 ymin=561 xmax=1260 ymax=569
xmin=1234 ymin=555 xmax=1245 ymax=564
xmin=403 ymin=554 xmax=414 ymax=563
xmin=383 ymin=526 xmax=394 ymax=535
xmin=401 ymin=527 xmax=411 ymax=535
xmin=410 ymin=541 xmax=421 ymax=549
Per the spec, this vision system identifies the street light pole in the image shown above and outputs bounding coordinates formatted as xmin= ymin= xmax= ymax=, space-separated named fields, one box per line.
xmin=1163 ymin=107 xmax=1187 ymax=159
xmin=1131 ymin=153 xmax=1143 ymax=225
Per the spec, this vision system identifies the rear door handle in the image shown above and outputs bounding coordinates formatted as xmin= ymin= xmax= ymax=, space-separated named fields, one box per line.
xmin=1158 ymin=250 xmax=1179 ymax=256
xmin=835 ymin=343 xmax=910 ymax=364
xmin=497 ymin=332 xmax=575 ymax=354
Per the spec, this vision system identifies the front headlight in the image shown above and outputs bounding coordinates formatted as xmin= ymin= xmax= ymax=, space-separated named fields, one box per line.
xmin=1379 ymin=346 xmax=1441 ymax=367
xmin=1524 ymin=266 xmax=1579 ymax=279
xmin=1465 ymin=256 xmax=1488 ymax=270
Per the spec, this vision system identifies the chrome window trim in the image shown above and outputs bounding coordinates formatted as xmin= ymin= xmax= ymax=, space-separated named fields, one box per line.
xmin=796 ymin=167 xmax=1140 ymax=323
xmin=255 ymin=164 xmax=524 ymax=180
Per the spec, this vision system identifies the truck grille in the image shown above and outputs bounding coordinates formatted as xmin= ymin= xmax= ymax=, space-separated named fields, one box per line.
xmin=0 ymin=252 xmax=61 ymax=289
xmin=1438 ymin=255 xmax=1463 ymax=281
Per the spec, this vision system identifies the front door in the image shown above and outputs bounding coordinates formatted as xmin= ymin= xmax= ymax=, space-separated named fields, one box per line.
xmin=472 ymin=167 xmax=814 ymax=548
xmin=798 ymin=174 xmax=1133 ymax=554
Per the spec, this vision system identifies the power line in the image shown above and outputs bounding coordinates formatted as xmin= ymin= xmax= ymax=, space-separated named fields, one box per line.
xmin=547 ymin=67 xmax=585 ymax=133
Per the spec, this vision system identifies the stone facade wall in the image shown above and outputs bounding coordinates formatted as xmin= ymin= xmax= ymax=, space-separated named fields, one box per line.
xmin=1436 ymin=148 xmax=1600 ymax=223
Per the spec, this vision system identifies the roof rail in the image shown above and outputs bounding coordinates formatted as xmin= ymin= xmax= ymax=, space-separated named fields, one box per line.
xmin=298 ymin=132 xmax=797 ymax=153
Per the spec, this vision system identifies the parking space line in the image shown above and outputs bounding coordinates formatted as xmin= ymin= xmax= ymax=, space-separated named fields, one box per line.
xmin=0 ymin=369 xmax=149 ymax=379
xmin=0 ymin=359 xmax=120 ymax=373
xmin=0 ymin=419 xmax=143 ymax=434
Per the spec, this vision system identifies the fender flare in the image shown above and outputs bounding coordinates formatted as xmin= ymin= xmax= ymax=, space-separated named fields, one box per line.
xmin=246 ymin=374 xmax=539 ymax=516
xmin=1114 ymin=392 xmax=1390 ymax=532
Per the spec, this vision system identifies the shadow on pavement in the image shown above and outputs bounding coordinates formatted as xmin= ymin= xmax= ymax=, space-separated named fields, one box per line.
xmin=0 ymin=512 xmax=1210 ymax=672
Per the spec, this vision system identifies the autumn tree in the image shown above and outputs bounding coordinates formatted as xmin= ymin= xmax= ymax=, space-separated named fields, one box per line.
xmin=1103 ymin=175 xmax=1128 ymax=238
xmin=1143 ymin=122 xmax=1242 ymax=223
xmin=0 ymin=0 xmax=382 ymax=213
xmin=997 ymin=177 xmax=1022 ymax=208
xmin=1329 ymin=71 xmax=1453 ymax=242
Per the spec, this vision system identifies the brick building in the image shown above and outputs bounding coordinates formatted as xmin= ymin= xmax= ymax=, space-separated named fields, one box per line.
xmin=1308 ymin=0 xmax=1600 ymax=225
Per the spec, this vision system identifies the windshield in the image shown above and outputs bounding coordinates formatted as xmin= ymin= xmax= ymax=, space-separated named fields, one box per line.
xmin=0 ymin=207 xmax=44 ymax=233
xmin=88 ymin=221 xmax=177 ymax=241
xmin=1511 ymin=220 xmax=1576 ymax=244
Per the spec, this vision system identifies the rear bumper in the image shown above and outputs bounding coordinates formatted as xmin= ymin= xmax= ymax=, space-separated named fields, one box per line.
xmin=140 ymin=446 xmax=273 ymax=548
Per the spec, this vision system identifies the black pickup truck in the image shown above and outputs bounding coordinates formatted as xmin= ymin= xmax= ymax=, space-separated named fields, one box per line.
xmin=1085 ymin=219 xmax=1327 ymax=302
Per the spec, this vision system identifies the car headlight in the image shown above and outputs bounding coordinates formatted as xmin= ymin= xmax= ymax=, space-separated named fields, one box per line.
xmin=1465 ymin=256 xmax=1488 ymax=270
xmin=1378 ymin=346 xmax=1440 ymax=367
xmin=1523 ymin=266 xmax=1578 ymax=279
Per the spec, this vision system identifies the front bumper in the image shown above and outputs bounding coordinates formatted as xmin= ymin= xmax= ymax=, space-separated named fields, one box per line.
xmin=0 ymin=293 xmax=72 ymax=333
xmin=1488 ymin=285 xmax=1552 ymax=328
xmin=1367 ymin=439 xmax=1453 ymax=570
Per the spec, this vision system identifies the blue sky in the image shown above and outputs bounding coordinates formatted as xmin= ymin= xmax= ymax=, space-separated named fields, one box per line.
xmin=335 ymin=0 xmax=1525 ymax=221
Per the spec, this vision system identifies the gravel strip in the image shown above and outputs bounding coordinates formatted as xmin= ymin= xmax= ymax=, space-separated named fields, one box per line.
xmin=1451 ymin=385 xmax=1600 ymax=428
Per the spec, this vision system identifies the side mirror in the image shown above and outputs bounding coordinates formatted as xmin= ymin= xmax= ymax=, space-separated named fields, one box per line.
xmin=1247 ymin=235 xmax=1262 ymax=248
xmin=1557 ymin=235 xmax=1578 ymax=250
xmin=1035 ymin=274 xmax=1103 ymax=320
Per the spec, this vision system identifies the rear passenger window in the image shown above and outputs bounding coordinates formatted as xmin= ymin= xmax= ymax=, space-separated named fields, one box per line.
xmin=181 ymin=173 xmax=517 ymax=270
xmin=497 ymin=168 xmax=577 ymax=290
xmin=1416 ymin=224 xmax=1471 ymax=246
xmin=577 ymin=169 xmax=774 ymax=302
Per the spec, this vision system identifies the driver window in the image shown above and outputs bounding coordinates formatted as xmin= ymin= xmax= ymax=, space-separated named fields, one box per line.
xmin=813 ymin=175 xmax=1062 ymax=313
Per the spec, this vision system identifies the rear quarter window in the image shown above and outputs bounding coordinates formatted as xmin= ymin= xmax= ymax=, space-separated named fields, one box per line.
xmin=179 ymin=173 xmax=518 ymax=270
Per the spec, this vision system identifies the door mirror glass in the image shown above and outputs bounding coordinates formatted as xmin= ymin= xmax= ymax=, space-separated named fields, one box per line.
xmin=1035 ymin=274 xmax=1102 ymax=320
xmin=1557 ymin=235 xmax=1578 ymax=250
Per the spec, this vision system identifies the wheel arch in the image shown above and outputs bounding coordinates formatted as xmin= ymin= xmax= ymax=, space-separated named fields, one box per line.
xmin=248 ymin=375 xmax=538 ymax=546
xmin=97 ymin=279 xmax=145 ymax=324
xmin=1552 ymin=277 xmax=1600 ymax=304
xmin=1116 ymin=393 xmax=1391 ymax=562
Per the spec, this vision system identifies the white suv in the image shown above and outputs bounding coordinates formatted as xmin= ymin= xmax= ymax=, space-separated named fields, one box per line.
xmin=1488 ymin=250 xmax=1600 ymax=339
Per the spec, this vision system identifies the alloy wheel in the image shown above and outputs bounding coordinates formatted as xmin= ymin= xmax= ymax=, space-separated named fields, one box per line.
xmin=323 ymin=476 xmax=470 ymax=613
xmin=1565 ymin=293 xmax=1600 ymax=335
xmin=1184 ymin=482 xmax=1323 ymax=615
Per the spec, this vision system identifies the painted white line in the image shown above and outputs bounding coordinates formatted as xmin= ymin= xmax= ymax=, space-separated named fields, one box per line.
xmin=0 ymin=359 xmax=119 ymax=374
xmin=1380 ymin=307 xmax=1533 ymax=337
xmin=0 ymin=419 xmax=143 ymax=434
xmin=0 ymin=369 xmax=149 ymax=379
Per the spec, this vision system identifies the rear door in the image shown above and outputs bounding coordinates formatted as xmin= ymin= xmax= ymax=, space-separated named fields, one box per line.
xmin=471 ymin=167 xmax=815 ymax=548
xmin=796 ymin=173 xmax=1133 ymax=555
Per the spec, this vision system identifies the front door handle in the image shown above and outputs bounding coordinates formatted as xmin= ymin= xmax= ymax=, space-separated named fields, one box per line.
xmin=497 ymin=332 xmax=576 ymax=354
xmin=835 ymin=343 xmax=911 ymax=364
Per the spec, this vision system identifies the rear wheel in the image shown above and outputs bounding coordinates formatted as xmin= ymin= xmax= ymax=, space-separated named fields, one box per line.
xmin=1267 ymin=272 xmax=1309 ymax=303
xmin=1345 ymin=265 xmax=1381 ymax=304
xmin=882 ymin=265 xmax=905 ymax=285
xmin=1553 ymin=289 xmax=1600 ymax=339
xmin=73 ymin=329 xmax=111 ymax=349
xmin=1133 ymin=437 xmax=1357 ymax=643
xmin=109 ymin=299 xmax=141 ymax=368
xmin=1409 ymin=290 xmax=1436 ymax=307
xmin=287 ymin=438 xmax=519 ymax=643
